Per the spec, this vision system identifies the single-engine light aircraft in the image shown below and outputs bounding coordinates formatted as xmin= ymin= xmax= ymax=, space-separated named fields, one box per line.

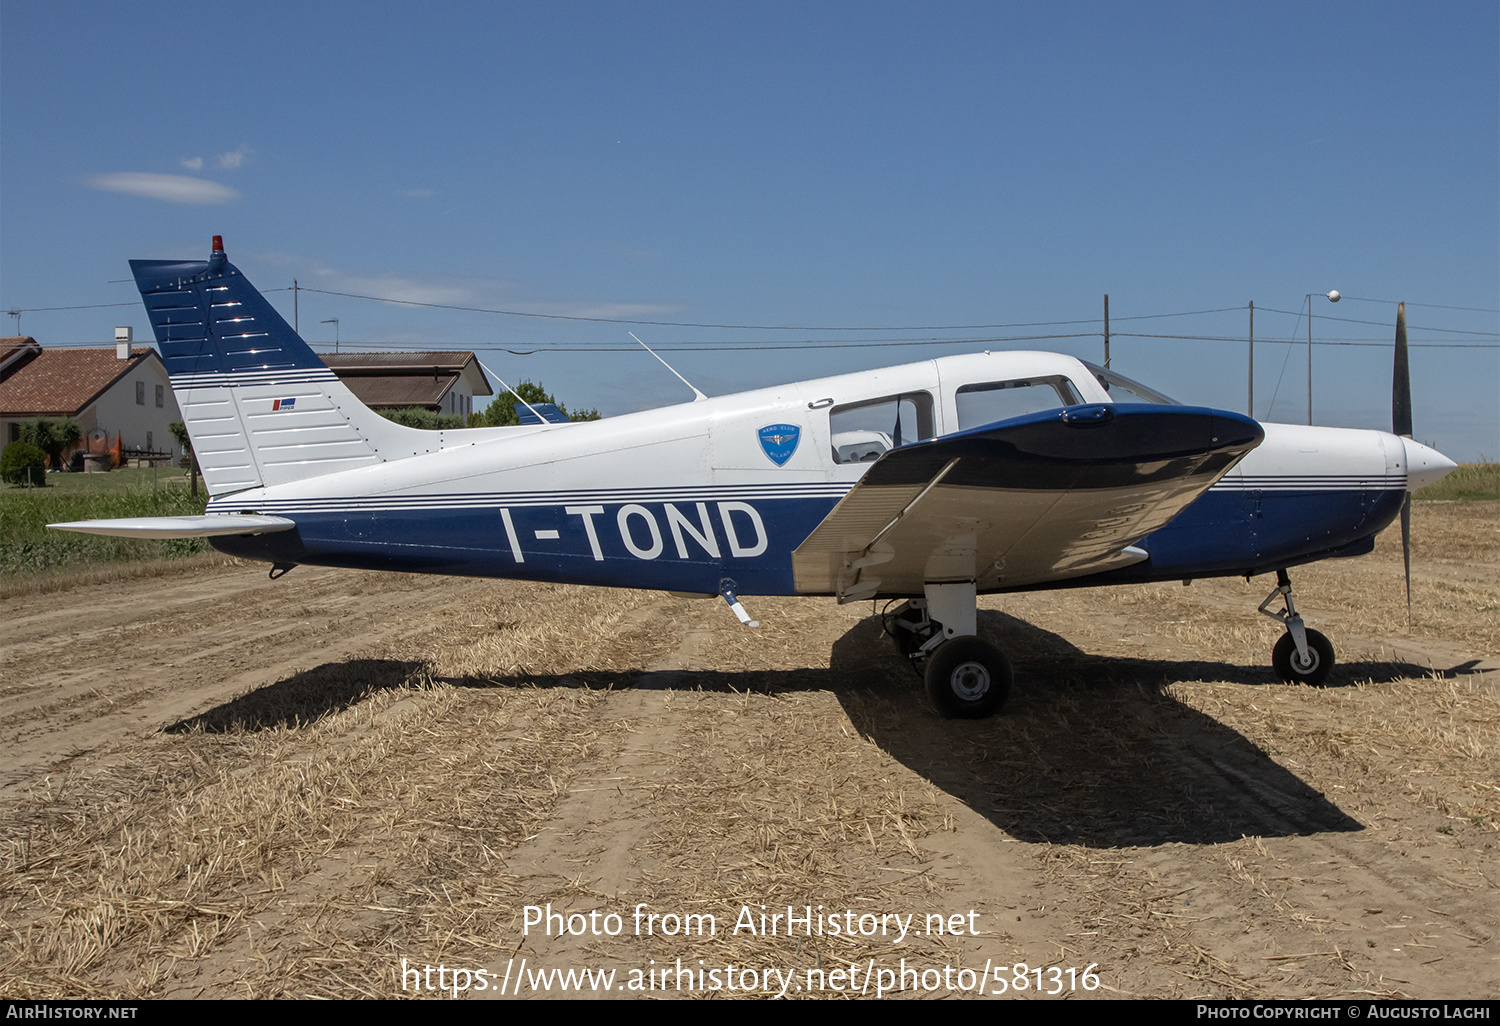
xmin=53 ymin=238 xmax=1457 ymax=718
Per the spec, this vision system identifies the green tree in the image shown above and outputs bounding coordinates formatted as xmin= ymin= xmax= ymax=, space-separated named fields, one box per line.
xmin=1 ymin=441 xmax=48 ymax=486
xmin=481 ymin=380 xmax=600 ymax=426
xmin=20 ymin=418 xmax=82 ymax=471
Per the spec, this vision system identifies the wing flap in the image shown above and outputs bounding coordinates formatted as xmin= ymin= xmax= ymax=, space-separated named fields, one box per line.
xmin=794 ymin=404 xmax=1262 ymax=599
xmin=48 ymin=514 xmax=297 ymax=539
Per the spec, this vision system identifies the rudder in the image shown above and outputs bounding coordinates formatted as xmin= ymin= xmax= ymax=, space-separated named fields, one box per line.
xmin=132 ymin=237 xmax=440 ymax=495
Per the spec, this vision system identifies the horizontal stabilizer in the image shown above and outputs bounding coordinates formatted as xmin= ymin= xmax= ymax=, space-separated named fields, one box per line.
xmin=48 ymin=514 xmax=297 ymax=539
xmin=515 ymin=402 xmax=571 ymax=425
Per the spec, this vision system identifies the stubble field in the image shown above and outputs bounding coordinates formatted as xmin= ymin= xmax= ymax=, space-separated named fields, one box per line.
xmin=0 ymin=501 xmax=1495 ymax=999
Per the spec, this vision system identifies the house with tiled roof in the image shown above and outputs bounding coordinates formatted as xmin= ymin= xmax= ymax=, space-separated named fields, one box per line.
xmin=320 ymin=351 xmax=493 ymax=421
xmin=0 ymin=336 xmax=182 ymax=465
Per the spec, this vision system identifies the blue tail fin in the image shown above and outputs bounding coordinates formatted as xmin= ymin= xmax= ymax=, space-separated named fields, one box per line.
xmin=131 ymin=237 xmax=445 ymax=496
xmin=131 ymin=236 xmax=332 ymax=383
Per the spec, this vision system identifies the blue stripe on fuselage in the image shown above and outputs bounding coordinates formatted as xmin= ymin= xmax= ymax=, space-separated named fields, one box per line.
xmin=1088 ymin=486 xmax=1406 ymax=584
xmin=209 ymin=495 xmax=844 ymax=594
xmin=211 ymin=486 xmax=1407 ymax=595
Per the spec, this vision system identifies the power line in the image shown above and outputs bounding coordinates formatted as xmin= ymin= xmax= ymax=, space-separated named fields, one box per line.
xmin=8 ymin=289 xmax=1493 ymax=342
xmin=295 ymin=332 xmax=1497 ymax=354
xmin=307 ymin=332 xmax=1101 ymax=354
xmin=292 ymin=287 xmax=1116 ymax=331
xmin=292 ymin=287 xmax=1259 ymax=332
xmin=1248 ymin=305 xmax=1498 ymax=337
xmin=0 ymin=301 xmax=140 ymax=313
xmin=1340 ymin=296 xmax=1499 ymax=314
xmin=1113 ymin=332 xmax=1498 ymax=349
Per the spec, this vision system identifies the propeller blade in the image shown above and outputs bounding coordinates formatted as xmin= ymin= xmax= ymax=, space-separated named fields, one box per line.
xmin=1393 ymin=301 xmax=1412 ymax=438
xmin=1400 ymin=492 xmax=1412 ymax=627
xmin=1394 ymin=301 xmax=1413 ymax=626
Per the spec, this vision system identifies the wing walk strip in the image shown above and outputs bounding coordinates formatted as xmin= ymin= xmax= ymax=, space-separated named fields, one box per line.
xmin=864 ymin=458 xmax=961 ymax=550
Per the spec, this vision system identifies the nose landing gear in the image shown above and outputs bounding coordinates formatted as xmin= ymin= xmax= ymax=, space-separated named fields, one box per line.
xmin=1259 ymin=569 xmax=1336 ymax=686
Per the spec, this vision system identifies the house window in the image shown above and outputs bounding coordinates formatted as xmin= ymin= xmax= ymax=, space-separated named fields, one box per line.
xmin=136 ymin=381 xmax=145 ymax=405
xmin=155 ymin=384 xmax=164 ymax=408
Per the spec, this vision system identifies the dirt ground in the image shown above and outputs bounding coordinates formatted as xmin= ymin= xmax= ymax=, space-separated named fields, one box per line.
xmin=1 ymin=502 xmax=1495 ymax=1000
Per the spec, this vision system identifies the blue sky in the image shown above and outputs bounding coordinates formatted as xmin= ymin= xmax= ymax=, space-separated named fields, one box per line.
xmin=3 ymin=1 xmax=1496 ymax=460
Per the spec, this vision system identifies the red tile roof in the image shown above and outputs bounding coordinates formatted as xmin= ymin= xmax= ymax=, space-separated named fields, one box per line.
xmin=0 ymin=344 xmax=160 ymax=418
xmin=320 ymin=350 xmax=489 ymax=409
xmin=341 ymin=373 xmax=459 ymax=408
xmin=321 ymin=351 xmax=478 ymax=373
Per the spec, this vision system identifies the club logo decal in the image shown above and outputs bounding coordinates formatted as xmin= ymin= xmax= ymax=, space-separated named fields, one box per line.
xmin=757 ymin=423 xmax=800 ymax=467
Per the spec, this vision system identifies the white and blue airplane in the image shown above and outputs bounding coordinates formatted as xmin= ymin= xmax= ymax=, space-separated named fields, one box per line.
xmin=53 ymin=238 xmax=1457 ymax=717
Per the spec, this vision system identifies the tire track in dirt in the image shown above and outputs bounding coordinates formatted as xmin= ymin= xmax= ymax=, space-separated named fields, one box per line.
xmin=0 ymin=563 xmax=500 ymax=798
xmin=487 ymin=602 xmax=722 ymax=993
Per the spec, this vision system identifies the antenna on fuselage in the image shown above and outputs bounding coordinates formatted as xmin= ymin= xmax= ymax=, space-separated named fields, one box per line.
xmin=474 ymin=358 xmax=558 ymax=427
xmin=629 ymin=331 xmax=707 ymax=402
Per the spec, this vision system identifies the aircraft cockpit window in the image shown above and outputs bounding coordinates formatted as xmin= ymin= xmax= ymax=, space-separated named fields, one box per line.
xmin=829 ymin=392 xmax=935 ymax=464
xmin=1082 ymin=362 xmax=1179 ymax=405
xmin=955 ymin=376 xmax=1082 ymax=431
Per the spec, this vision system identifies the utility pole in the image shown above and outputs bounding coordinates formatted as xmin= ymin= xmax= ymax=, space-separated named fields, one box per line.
xmin=1248 ymin=301 xmax=1254 ymax=418
xmin=293 ymin=280 xmax=299 ymax=332
xmin=1305 ymin=290 xmax=1341 ymax=425
xmin=1103 ymin=294 xmax=1110 ymax=368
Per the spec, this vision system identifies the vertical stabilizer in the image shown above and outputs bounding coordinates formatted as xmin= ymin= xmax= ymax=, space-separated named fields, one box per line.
xmin=131 ymin=237 xmax=440 ymax=495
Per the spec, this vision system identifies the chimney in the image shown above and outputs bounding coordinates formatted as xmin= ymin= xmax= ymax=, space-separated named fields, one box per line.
xmin=115 ymin=326 xmax=132 ymax=360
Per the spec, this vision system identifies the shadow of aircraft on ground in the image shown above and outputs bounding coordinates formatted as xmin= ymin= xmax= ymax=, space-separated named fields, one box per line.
xmin=167 ymin=610 xmax=1455 ymax=847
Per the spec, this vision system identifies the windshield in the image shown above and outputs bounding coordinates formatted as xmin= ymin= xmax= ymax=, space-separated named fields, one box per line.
xmin=1082 ymin=362 xmax=1180 ymax=405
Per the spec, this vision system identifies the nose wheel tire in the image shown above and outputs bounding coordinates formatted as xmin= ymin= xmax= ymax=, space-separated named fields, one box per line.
xmin=1271 ymin=628 xmax=1335 ymax=686
xmin=924 ymin=637 xmax=1012 ymax=718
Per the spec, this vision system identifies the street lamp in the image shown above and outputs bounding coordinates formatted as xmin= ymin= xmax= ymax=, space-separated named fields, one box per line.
xmin=321 ymin=318 xmax=339 ymax=354
xmin=1305 ymin=290 xmax=1340 ymax=424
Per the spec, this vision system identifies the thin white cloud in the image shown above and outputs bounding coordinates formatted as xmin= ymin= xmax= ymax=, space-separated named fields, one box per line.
xmin=181 ymin=156 xmax=203 ymax=171
xmin=525 ymin=301 xmax=685 ymax=319
xmin=334 ymin=273 xmax=477 ymax=307
xmin=87 ymin=172 xmax=240 ymax=204
xmin=398 ymin=188 xmax=439 ymax=198
xmin=251 ymin=252 xmax=683 ymax=318
xmin=217 ymin=145 xmax=252 ymax=169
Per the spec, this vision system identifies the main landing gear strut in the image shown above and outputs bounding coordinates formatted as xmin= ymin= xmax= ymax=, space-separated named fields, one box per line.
xmin=1258 ymin=568 xmax=1336 ymax=686
xmin=884 ymin=582 xmax=1012 ymax=718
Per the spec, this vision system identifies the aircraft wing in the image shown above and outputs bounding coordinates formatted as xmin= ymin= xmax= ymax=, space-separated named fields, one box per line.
xmin=48 ymin=514 xmax=297 ymax=539
xmin=793 ymin=404 xmax=1262 ymax=600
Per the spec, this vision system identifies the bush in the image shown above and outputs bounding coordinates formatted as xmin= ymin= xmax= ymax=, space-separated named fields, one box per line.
xmin=378 ymin=407 xmax=466 ymax=430
xmin=1 ymin=441 xmax=47 ymax=487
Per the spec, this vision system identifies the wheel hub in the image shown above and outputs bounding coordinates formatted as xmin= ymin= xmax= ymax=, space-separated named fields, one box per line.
xmin=950 ymin=661 xmax=991 ymax=700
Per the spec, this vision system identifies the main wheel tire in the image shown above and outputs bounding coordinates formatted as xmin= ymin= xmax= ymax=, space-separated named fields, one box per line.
xmin=1271 ymin=628 xmax=1335 ymax=686
xmin=924 ymin=637 xmax=1013 ymax=718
